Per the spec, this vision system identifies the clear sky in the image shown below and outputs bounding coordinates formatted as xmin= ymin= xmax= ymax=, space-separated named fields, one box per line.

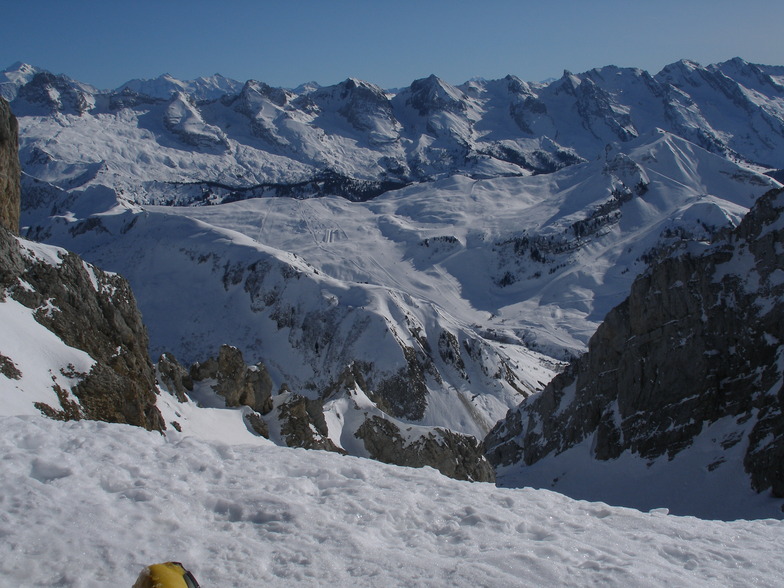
xmin=2 ymin=0 xmax=783 ymax=90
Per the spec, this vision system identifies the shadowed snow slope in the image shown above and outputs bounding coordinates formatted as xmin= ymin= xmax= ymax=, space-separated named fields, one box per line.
xmin=1 ymin=414 xmax=783 ymax=587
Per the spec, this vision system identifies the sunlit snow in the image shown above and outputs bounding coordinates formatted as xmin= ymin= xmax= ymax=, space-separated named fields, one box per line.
xmin=1 ymin=414 xmax=783 ymax=587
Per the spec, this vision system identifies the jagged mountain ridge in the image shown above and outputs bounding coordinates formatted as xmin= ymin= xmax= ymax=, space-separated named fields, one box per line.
xmin=485 ymin=186 xmax=784 ymax=516
xmin=117 ymin=72 xmax=245 ymax=101
xmin=0 ymin=62 xmax=44 ymax=101
xmin=5 ymin=57 xmax=784 ymax=212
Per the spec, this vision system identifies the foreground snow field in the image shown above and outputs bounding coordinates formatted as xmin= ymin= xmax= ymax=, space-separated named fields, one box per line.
xmin=1 ymin=415 xmax=782 ymax=587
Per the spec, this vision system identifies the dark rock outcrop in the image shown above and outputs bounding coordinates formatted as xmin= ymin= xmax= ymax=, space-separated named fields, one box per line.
xmin=486 ymin=188 xmax=784 ymax=496
xmin=180 ymin=350 xmax=496 ymax=481
xmin=189 ymin=344 xmax=274 ymax=415
xmin=0 ymin=97 xmax=20 ymax=233
xmin=357 ymin=416 xmax=495 ymax=482
xmin=277 ymin=394 xmax=342 ymax=453
xmin=0 ymin=226 xmax=164 ymax=430
xmin=157 ymin=352 xmax=193 ymax=403
xmin=319 ymin=364 xmax=495 ymax=482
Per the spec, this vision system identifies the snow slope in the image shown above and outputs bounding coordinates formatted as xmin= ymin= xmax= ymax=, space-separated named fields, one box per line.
xmin=0 ymin=296 xmax=94 ymax=415
xmin=495 ymin=418 xmax=784 ymax=521
xmin=27 ymin=130 xmax=777 ymax=358
xmin=24 ymin=202 xmax=551 ymax=440
xmin=0 ymin=239 xmax=96 ymax=415
xmin=2 ymin=413 xmax=783 ymax=587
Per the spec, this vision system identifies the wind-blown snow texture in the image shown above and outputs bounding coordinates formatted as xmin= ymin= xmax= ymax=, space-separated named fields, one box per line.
xmin=2 ymin=414 xmax=783 ymax=587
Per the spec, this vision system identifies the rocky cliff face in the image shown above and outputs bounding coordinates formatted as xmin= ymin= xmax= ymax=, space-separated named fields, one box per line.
xmin=486 ymin=187 xmax=784 ymax=497
xmin=189 ymin=345 xmax=274 ymax=415
xmin=0 ymin=97 xmax=20 ymax=233
xmin=356 ymin=416 xmax=495 ymax=482
xmin=0 ymin=225 xmax=164 ymax=430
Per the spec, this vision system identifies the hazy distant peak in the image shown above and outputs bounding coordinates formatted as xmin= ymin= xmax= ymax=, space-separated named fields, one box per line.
xmin=292 ymin=81 xmax=321 ymax=94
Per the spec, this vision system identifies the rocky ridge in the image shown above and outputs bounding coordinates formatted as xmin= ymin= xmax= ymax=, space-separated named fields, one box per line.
xmin=0 ymin=98 xmax=19 ymax=233
xmin=486 ymin=187 xmax=784 ymax=497
xmin=158 ymin=346 xmax=495 ymax=482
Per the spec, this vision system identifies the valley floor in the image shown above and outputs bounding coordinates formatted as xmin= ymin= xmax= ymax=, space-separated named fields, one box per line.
xmin=1 ymin=414 xmax=782 ymax=587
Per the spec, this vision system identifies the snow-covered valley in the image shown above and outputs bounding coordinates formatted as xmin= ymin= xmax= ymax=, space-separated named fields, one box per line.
xmin=18 ymin=127 xmax=779 ymax=457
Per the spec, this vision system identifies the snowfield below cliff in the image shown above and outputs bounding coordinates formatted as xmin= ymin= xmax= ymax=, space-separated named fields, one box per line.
xmin=1 ymin=414 xmax=783 ymax=587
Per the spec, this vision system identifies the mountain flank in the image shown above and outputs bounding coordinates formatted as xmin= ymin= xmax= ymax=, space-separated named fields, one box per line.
xmin=486 ymin=187 xmax=784 ymax=500
xmin=5 ymin=60 xmax=784 ymax=497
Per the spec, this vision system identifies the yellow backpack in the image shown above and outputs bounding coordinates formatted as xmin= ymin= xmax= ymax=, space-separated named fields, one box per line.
xmin=132 ymin=562 xmax=200 ymax=588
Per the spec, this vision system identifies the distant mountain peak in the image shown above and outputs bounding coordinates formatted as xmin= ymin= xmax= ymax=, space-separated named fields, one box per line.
xmin=293 ymin=81 xmax=321 ymax=94
xmin=4 ymin=61 xmax=39 ymax=74
xmin=1 ymin=62 xmax=46 ymax=101
xmin=404 ymin=74 xmax=468 ymax=115
xmin=116 ymin=72 xmax=242 ymax=101
xmin=338 ymin=77 xmax=384 ymax=93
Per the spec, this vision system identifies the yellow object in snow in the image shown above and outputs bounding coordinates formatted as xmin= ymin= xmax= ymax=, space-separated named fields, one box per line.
xmin=132 ymin=561 xmax=199 ymax=588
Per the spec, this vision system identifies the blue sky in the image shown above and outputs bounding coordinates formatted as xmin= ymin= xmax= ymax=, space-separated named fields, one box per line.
xmin=2 ymin=0 xmax=783 ymax=90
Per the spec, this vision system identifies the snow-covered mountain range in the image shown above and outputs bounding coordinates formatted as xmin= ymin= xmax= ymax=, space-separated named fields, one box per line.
xmin=5 ymin=57 xmax=784 ymax=203
xmin=2 ymin=58 xmax=784 ymax=515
